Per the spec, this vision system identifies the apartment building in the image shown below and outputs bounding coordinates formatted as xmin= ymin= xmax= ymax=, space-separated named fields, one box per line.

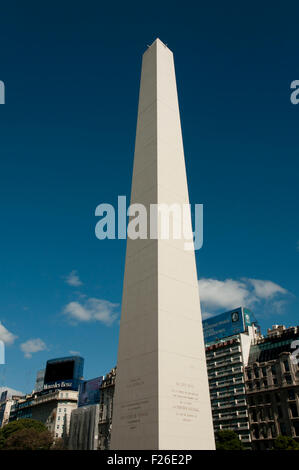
xmin=245 ymin=325 xmax=299 ymax=449
xmin=11 ymin=388 xmax=78 ymax=438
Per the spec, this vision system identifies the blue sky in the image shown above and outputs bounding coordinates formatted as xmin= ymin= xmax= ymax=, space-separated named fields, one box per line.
xmin=0 ymin=1 xmax=298 ymax=393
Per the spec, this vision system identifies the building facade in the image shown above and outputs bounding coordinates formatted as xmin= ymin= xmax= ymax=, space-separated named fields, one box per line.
xmin=67 ymin=367 xmax=116 ymax=450
xmin=0 ymin=395 xmax=22 ymax=428
xmin=206 ymin=333 xmax=252 ymax=446
xmin=203 ymin=307 xmax=260 ymax=447
xmin=98 ymin=367 xmax=116 ymax=450
xmin=10 ymin=388 xmax=78 ymax=438
xmin=245 ymin=325 xmax=299 ymax=449
xmin=68 ymin=404 xmax=100 ymax=450
xmin=1 ymin=355 xmax=84 ymax=439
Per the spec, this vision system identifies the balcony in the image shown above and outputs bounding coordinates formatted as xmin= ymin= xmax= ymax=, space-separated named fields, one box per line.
xmin=238 ymin=423 xmax=250 ymax=429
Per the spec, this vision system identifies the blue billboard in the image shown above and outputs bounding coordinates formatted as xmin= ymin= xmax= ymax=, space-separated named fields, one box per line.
xmin=203 ymin=307 xmax=251 ymax=344
xmin=78 ymin=376 xmax=104 ymax=407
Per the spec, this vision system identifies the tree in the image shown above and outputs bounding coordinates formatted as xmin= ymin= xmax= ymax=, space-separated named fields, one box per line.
xmin=51 ymin=437 xmax=68 ymax=450
xmin=273 ymin=435 xmax=299 ymax=450
xmin=215 ymin=430 xmax=245 ymax=450
xmin=3 ymin=428 xmax=53 ymax=450
xmin=0 ymin=418 xmax=53 ymax=450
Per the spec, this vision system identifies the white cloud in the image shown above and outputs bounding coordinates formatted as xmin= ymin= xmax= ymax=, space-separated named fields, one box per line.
xmin=198 ymin=278 xmax=256 ymax=311
xmin=64 ymin=270 xmax=83 ymax=287
xmin=63 ymin=297 xmax=118 ymax=326
xmin=246 ymin=278 xmax=288 ymax=299
xmin=20 ymin=338 xmax=47 ymax=359
xmin=272 ymin=299 xmax=289 ymax=315
xmin=198 ymin=277 xmax=291 ymax=317
xmin=69 ymin=350 xmax=80 ymax=356
xmin=0 ymin=323 xmax=17 ymax=345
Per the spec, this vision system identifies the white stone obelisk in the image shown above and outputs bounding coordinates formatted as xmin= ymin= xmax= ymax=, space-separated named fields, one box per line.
xmin=110 ymin=38 xmax=215 ymax=450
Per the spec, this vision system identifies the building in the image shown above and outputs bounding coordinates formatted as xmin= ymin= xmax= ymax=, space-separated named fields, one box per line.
xmin=0 ymin=392 xmax=23 ymax=428
xmin=98 ymin=367 xmax=116 ymax=449
xmin=67 ymin=376 xmax=104 ymax=449
xmin=4 ymin=355 xmax=84 ymax=438
xmin=67 ymin=368 xmax=116 ymax=450
xmin=68 ymin=404 xmax=100 ymax=450
xmin=245 ymin=324 xmax=299 ymax=449
xmin=203 ymin=307 xmax=259 ymax=447
xmin=10 ymin=388 xmax=78 ymax=438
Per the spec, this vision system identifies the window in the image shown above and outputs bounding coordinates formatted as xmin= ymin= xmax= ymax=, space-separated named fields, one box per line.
xmin=261 ymin=425 xmax=267 ymax=438
xmin=265 ymin=394 xmax=271 ymax=403
xmin=273 ymin=378 xmax=278 ymax=386
xmin=59 ymin=408 xmax=61 ymax=412
xmin=253 ymin=425 xmax=259 ymax=439
xmin=64 ymin=408 xmax=67 ymax=412
xmin=288 ymin=390 xmax=296 ymax=400
xmin=247 ymin=370 xmax=252 ymax=380
xmin=262 ymin=367 xmax=267 ymax=377
xmin=58 ymin=416 xmax=60 ymax=420
xmin=270 ymin=423 xmax=277 ymax=438
xmin=271 ymin=365 xmax=276 ymax=375
xmin=280 ymin=423 xmax=287 ymax=436
xmin=293 ymin=422 xmax=299 ymax=437
xmin=277 ymin=406 xmax=283 ymax=419
xmin=283 ymin=360 xmax=290 ymax=372
xmin=285 ymin=374 xmax=292 ymax=385
xmin=290 ymin=403 xmax=298 ymax=418
xmin=57 ymin=425 xmax=59 ymax=429
xmin=254 ymin=368 xmax=259 ymax=379
xmin=263 ymin=379 xmax=268 ymax=388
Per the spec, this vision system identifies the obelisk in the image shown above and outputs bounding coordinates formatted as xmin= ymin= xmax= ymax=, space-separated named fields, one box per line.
xmin=110 ymin=38 xmax=215 ymax=450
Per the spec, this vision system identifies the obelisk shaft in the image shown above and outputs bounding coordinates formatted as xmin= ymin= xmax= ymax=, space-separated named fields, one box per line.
xmin=110 ymin=39 xmax=215 ymax=450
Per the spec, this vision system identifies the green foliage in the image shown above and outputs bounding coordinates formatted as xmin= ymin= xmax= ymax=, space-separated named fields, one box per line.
xmin=273 ymin=435 xmax=299 ymax=450
xmin=3 ymin=428 xmax=53 ymax=450
xmin=215 ymin=430 xmax=245 ymax=450
xmin=0 ymin=418 xmax=52 ymax=450
xmin=51 ymin=437 xmax=68 ymax=450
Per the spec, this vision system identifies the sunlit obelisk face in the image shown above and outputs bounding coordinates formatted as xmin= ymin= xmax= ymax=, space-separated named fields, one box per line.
xmin=110 ymin=38 xmax=215 ymax=450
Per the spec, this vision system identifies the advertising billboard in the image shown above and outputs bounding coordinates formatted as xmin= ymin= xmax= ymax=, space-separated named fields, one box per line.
xmin=203 ymin=307 xmax=251 ymax=344
xmin=43 ymin=356 xmax=84 ymax=391
xmin=78 ymin=377 xmax=104 ymax=407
